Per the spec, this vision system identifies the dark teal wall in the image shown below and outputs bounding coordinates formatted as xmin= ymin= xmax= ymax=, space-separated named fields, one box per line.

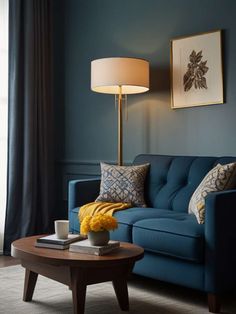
xmin=53 ymin=0 xmax=236 ymax=208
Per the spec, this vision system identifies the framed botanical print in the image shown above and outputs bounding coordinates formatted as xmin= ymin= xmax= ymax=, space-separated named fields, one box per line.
xmin=170 ymin=30 xmax=223 ymax=109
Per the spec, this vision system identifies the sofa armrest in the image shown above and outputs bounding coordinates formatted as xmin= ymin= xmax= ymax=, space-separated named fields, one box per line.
xmin=204 ymin=189 xmax=236 ymax=293
xmin=68 ymin=178 xmax=101 ymax=211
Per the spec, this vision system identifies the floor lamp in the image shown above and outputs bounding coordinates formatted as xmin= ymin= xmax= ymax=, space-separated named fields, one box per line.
xmin=91 ymin=57 xmax=149 ymax=166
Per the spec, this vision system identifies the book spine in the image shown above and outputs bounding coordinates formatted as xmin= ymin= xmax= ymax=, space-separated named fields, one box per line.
xmin=37 ymin=239 xmax=66 ymax=245
xmin=69 ymin=247 xmax=96 ymax=254
xmin=69 ymin=245 xmax=119 ymax=256
xmin=100 ymin=243 xmax=120 ymax=250
xmin=37 ymin=236 xmax=85 ymax=245
xmin=97 ymin=246 xmax=119 ymax=255
xmin=35 ymin=243 xmax=69 ymax=250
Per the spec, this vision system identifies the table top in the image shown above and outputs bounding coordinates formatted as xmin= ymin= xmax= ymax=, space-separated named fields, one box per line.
xmin=11 ymin=235 xmax=144 ymax=267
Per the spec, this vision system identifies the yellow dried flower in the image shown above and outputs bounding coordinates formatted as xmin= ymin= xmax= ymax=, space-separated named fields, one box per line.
xmin=80 ymin=214 xmax=118 ymax=235
xmin=80 ymin=215 xmax=92 ymax=235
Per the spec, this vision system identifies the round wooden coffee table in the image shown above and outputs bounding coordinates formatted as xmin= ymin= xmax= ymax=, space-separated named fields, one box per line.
xmin=11 ymin=235 xmax=144 ymax=314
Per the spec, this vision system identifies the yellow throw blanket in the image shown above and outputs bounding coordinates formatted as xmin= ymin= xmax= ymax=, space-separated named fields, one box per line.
xmin=79 ymin=202 xmax=131 ymax=223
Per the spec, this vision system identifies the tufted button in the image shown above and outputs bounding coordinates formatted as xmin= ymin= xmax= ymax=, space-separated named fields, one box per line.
xmin=179 ymin=179 xmax=188 ymax=186
xmin=162 ymin=178 xmax=167 ymax=185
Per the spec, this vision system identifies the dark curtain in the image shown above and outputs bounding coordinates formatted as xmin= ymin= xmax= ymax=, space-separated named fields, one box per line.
xmin=4 ymin=0 xmax=55 ymax=254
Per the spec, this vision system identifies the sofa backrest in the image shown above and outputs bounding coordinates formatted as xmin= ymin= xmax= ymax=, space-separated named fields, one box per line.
xmin=133 ymin=154 xmax=236 ymax=213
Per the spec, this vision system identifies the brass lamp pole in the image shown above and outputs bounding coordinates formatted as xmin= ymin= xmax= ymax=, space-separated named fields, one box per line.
xmin=117 ymin=86 xmax=123 ymax=166
xmin=91 ymin=57 xmax=149 ymax=166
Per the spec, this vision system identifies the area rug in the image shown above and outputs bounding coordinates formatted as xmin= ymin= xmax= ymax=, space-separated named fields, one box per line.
xmin=0 ymin=265 xmax=235 ymax=314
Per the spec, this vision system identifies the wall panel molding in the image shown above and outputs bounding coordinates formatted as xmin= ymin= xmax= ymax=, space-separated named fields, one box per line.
xmin=56 ymin=159 xmax=133 ymax=166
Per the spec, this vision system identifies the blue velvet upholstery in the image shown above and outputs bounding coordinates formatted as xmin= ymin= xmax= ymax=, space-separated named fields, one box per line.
xmin=134 ymin=251 xmax=205 ymax=291
xmin=69 ymin=207 xmax=80 ymax=234
xmin=204 ymin=189 xmax=236 ymax=293
xmin=133 ymin=214 xmax=204 ymax=263
xmin=68 ymin=178 xmax=100 ymax=233
xmin=133 ymin=155 xmax=236 ymax=212
xmin=68 ymin=154 xmax=236 ymax=297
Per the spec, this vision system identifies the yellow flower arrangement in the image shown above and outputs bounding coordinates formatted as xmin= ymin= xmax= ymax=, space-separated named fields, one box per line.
xmin=80 ymin=214 xmax=118 ymax=235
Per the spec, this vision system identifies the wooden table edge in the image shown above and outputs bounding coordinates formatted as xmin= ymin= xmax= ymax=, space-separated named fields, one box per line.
xmin=11 ymin=235 xmax=144 ymax=267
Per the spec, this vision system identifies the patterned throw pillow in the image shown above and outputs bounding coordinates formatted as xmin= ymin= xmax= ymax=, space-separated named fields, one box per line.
xmin=96 ymin=162 xmax=150 ymax=207
xmin=188 ymin=162 xmax=236 ymax=224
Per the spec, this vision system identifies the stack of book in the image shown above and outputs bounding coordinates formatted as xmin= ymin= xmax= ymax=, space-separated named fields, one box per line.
xmin=69 ymin=239 xmax=120 ymax=256
xmin=35 ymin=234 xmax=85 ymax=250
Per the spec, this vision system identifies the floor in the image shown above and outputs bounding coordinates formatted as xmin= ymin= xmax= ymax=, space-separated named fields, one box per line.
xmin=1 ymin=255 xmax=236 ymax=313
xmin=0 ymin=255 xmax=20 ymax=267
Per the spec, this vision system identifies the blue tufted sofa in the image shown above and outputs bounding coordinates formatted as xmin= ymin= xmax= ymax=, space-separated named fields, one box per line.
xmin=68 ymin=154 xmax=236 ymax=313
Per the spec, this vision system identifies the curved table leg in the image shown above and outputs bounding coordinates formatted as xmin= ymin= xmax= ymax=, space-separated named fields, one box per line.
xmin=112 ymin=277 xmax=129 ymax=311
xmin=70 ymin=267 xmax=87 ymax=314
xmin=23 ymin=269 xmax=38 ymax=301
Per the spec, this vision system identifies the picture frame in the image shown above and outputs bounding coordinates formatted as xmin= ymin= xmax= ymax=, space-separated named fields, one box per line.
xmin=170 ymin=30 xmax=223 ymax=109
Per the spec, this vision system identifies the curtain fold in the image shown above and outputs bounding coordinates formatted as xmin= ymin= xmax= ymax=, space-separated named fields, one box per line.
xmin=4 ymin=0 xmax=54 ymax=254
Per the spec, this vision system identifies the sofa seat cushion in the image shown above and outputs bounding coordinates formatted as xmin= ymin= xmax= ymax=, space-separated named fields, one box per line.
xmin=113 ymin=207 xmax=177 ymax=225
xmin=111 ymin=207 xmax=175 ymax=242
xmin=113 ymin=207 xmax=199 ymax=243
xmin=133 ymin=214 xmax=204 ymax=263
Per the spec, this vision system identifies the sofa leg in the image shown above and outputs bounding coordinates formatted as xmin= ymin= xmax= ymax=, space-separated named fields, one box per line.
xmin=208 ymin=293 xmax=221 ymax=313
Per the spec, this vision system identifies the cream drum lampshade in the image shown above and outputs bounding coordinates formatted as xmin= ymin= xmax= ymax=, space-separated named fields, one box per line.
xmin=91 ymin=57 xmax=149 ymax=94
xmin=90 ymin=57 xmax=149 ymax=166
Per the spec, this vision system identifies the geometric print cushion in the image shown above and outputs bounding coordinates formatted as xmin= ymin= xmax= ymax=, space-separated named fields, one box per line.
xmin=95 ymin=162 xmax=150 ymax=207
xmin=188 ymin=162 xmax=236 ymax=224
